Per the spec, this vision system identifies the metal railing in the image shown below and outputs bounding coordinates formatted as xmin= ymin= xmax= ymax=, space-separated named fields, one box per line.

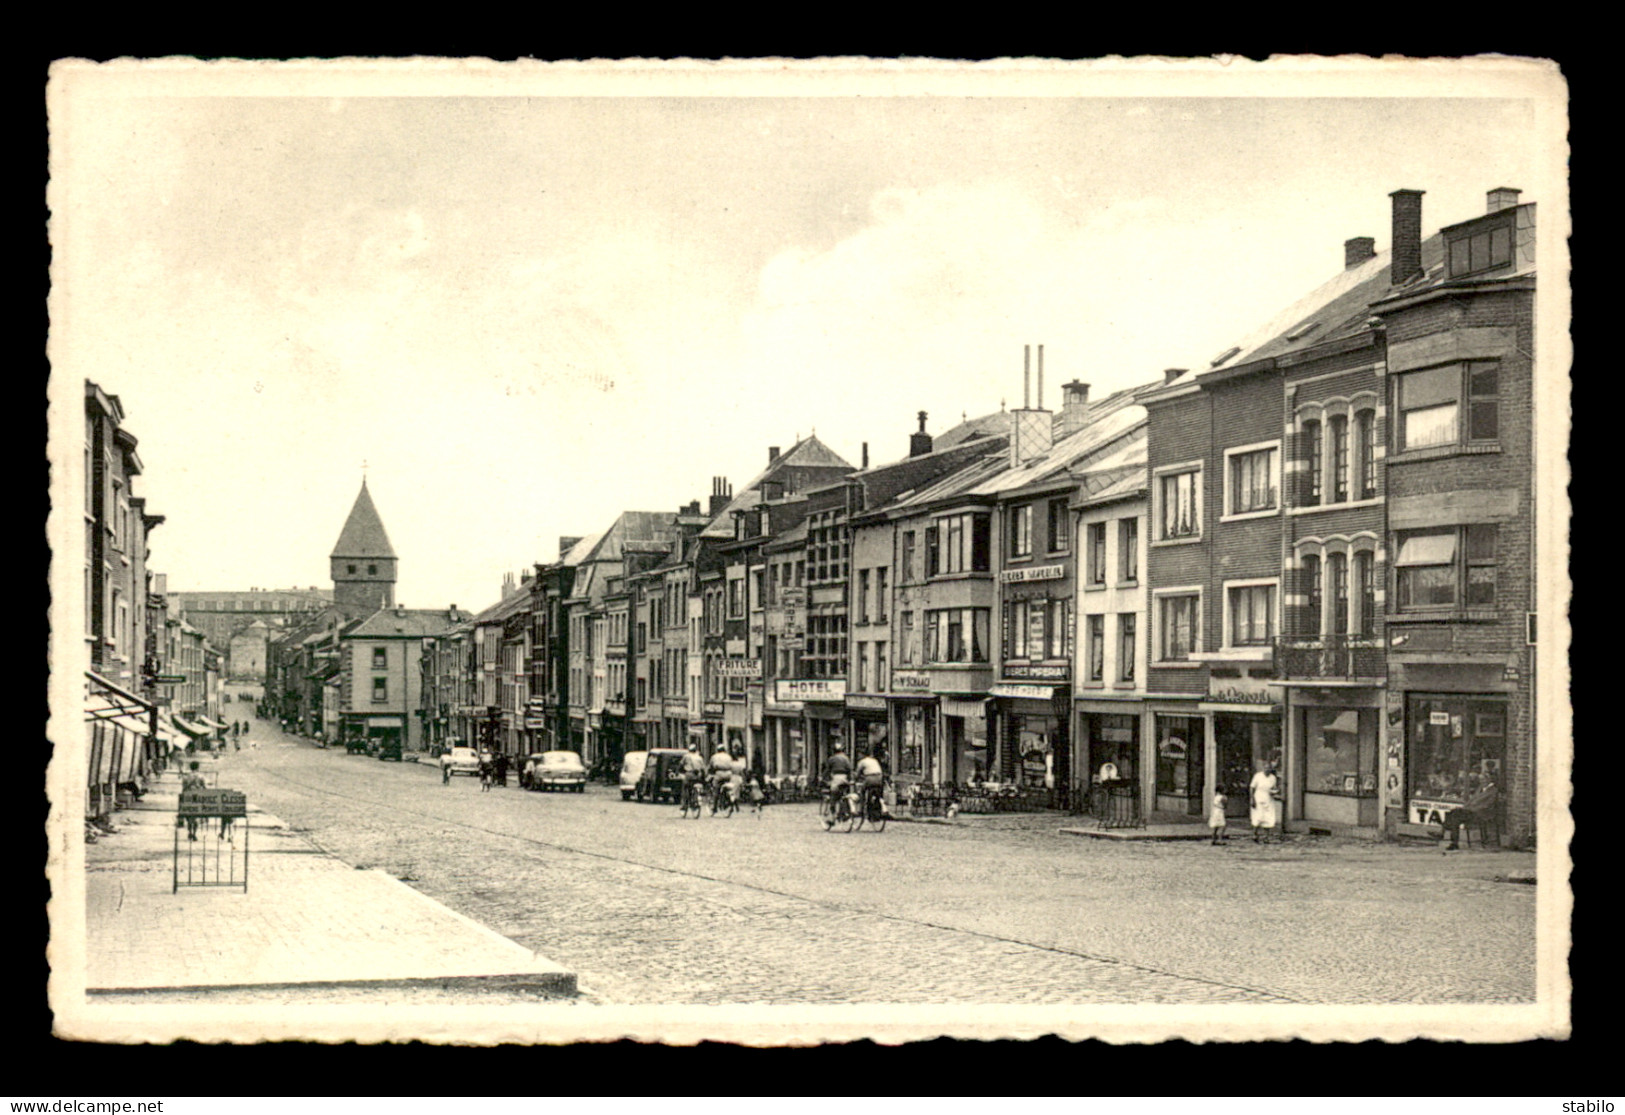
xmin=1275 ymin=635 xmax=1385 ymax=680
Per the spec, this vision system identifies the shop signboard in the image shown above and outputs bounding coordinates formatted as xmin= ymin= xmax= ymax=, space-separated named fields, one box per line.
xmin=1005 ymin=663 xmax=1069 ymax=681
xmin=1000 ymin=564 xmax=1065 ymax=583
xmin=1205 ymin=676 xmax=1276 ymax=705
xmin=846 ymin=695 xmax=887 ymax=711
xmin=523 ymin=717 xmax=547 ymax=729
xmin=776 ymin=679 xmax=846 ymax=702
xmin=177 ymin=788 xmax=247 ymax=818
xmin=703 ymin=701 xmax=725 ymax=717
xmin=716 ymin=659 xmax=762 ymax=678
xmin=991 ymin=684 xmax=1055 ymax=701
xmin=1409 ymin=799 xmax=1461 ymax=825
xmin=892 ymin=671 xmax=932 ymax=692
xmin=1429 ymin=710 xmax=1451 ymax=726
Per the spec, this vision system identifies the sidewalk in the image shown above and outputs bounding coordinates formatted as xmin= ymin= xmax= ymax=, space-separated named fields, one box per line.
xmin=85 ymin=767 xmax=576 ymax=997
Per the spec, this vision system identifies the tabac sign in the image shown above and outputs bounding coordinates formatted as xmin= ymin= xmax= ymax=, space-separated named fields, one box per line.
xmin=1000 ymin=564 xmax=1065 ymax=584
xmin=776 ymin=679 xmax=846 ymax=702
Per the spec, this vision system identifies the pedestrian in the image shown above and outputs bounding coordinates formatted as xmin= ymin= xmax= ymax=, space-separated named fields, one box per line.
xmin=1209 ymin=788 xmax=1228 ymax=845
xmin=495 ymin=752 xmax=509 ymax=788
xmin=442 ymin=755 xmax=452 ymax=784
xmin=1440 ymin=775 xmax=1498 ymax=853
xmin=1249 ymin=762 xmax=1281 ymax=843
xmin=480 ymin=759 xmax=493 ymax=792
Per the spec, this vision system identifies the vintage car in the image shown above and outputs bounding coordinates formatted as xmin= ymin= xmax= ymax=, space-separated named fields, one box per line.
xmin=440 ymin=746 xmax=483 ymax=777
xmin=619 ymin=751 xmax=649 ymax=800
xmin=634 ymin=748 xmax=690 ymax=803
xmin=523 ymin=750 xmax=588 ymax=792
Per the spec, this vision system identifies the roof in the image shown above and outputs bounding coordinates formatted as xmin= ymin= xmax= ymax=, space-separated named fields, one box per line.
xmin=966 ymin=404 xmax=1148 ymax=497
xmin=331 ymin=480 xmax=396 ymax=559
xmin=345 ymin=607 xmax=466 ymax=639
xmin=472 ymin=584 xmax=532 ymax=625
xmin=560 ymin=532 xmax=603 ymax=566
xmin=701 ymin=436 xmax=854 ymax=537
xmin=934 ymin=411 xmax=1009 ymax=450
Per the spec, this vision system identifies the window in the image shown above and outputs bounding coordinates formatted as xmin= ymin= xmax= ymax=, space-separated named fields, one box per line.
xmin=1087 ymin=614 xmax=1105 ymax=682
xmin=372 ymin=676 xmax=388 ymax=703
xmin=925 ymin=526 xmax=939 ymax=577
xmin=1303 ymin=420 xmax=1324 ymax=506
xmin=900 ymin=531 xmax=915 ymax=582
xmin=876 ymin=568 xmax=888 ymax=622
xmin=1047 ymin=599 xmax=1068 ymax=659
xmin=728 ymin=578 xmax=743 ymax=619
xmin=1396 ymin=525 xmax=1497 ymax=610
xmin=1087 ymin=522 xmax=1107 ymax=585
xmin=1303 ymin=554 xmax=1322 ymax=637
xmin=1446 ymin=218 xmax=1514 ymax=277
xmin=1159 ymin=470 xmax=1199 ymax=539
xmin=1048 ymin=499 xmax=1070 ymax=553
xmin=1008 ymin=600 xmax=1027 ymax=658
xmin=856 ymin=641 xmax=868 ymax=690
xmin=1397 ymin=361 xmax=1500 ymax=451
xmin=1228 ymin=584 xmax=1276 ymax=647
xmin=750 ymin=569 xmax=763 ymax=612
xmin=1356 ymin=552 xmax=1376 ymax=637
xmin=1358 ymin=410 xmax=1378 ymax=500
xmin=931 ymin=512 xmax=990 ymax=574
xmin=372 ymin=646 xmax=387 ymax=669
xmin=875 ymin=642 xmax=887 ymax=692
xmin=348 ymin=564 xmax=358 ymax=575
xmin=925 ymin=608 xmax=989 ymax=664
xmin=1119 ymin=518 xmax=1138 ymax=583
xmin=367 ymin=564 xmax=378 ymax=575
xmin=1329 ymin=417 xmax=1349 ymax=503
xmin=1118 ymin=614 xmax=1137 ymax=683
xmin=1158 ymin=594 xmax=1198 ymax=661
xmin=857 ymin=570 xmax=870 ymax=623
xmin=900 ymin=612 xmax=915 ymax=664
xmin=1328 ymin=554 xmax=1349 ymax=636
xmin=1009 ymin=504 xmax=1033 ymax=558
xmin=1228 ymin=446 xmax=1279 ymax=514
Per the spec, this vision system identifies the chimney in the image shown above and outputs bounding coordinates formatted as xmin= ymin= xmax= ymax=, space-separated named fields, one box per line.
xmin=1487 ymin=187 xmax=1522 ymax=213
xmin=1389 ymin=189 xmax=1425 ymax=287
xmin=1344 ymin=236 xmax=1376 ymax=269
xmin=1164 ymin=368 xmax=1187 ymax=384
xmin=861 ymin=442 xmax=869 ymax=469
xmin=910 ymin=411 xmax=933 ymax=458
xmin=1059 ymin=380 xmax=1091 ymax=438
xmin=709 ymin=477 xmax=732 ymax=516
xmin=559 ymin=536 xmax=582 ymax=560
xmin=1011 ymin=351 xmax=1054 ymax=466
xmin=768 ymin=446 xmax=780 ymax=463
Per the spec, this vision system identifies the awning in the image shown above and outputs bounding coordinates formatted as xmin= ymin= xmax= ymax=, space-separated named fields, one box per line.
xmin=804 ymin=704 xmax=845 ymax=722
xmin=1395 ymin=533 xmax=1457 ymax=567
xmin=196 ymin=716 xmax=229 ymax=730
xmin=171 ymin=715 xmax=210 ymax=738
xmin=85 ymin=671 xmax=154 ymax=724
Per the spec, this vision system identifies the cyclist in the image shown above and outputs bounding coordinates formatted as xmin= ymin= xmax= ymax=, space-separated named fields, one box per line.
xmin=822 ymin=742 xmax=854 ymax=829
xmin=710 ymin=743 xmax=738 ymax=809
xmin=679 ymin=741 xmax=707 ymax=812
xmin=855 ymin=748 xmax=887 ymax=818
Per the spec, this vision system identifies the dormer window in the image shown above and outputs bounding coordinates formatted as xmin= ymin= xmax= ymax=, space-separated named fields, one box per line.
xmin=1446 ymin=214 xmax=1514 ymax=278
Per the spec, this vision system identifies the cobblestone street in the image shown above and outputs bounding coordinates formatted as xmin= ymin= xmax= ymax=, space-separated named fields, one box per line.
xmin=218 ymin=724 xmax=1536 ymax=1006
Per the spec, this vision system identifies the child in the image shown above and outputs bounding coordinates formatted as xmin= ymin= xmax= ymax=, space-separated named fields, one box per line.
xmin=479 ymin=761 xmax=493 ymax=792
xmin=1209 ymin=789 xmax=1228 ymax=845
xmin=747 ymin=770 xmax=766 ymax=815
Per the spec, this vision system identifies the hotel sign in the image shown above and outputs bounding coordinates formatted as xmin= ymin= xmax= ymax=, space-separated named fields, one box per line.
xmin=716 ymin=658 xmax=762 ymax=678
xmin=1004 ymin=664 xmax=1069 ymax=681
xmin=892 ymin=671 xmax=932 ymax=693
xmin=1000 ymin=564 xmax=1066 ymax=584
xmin=776 ymin=679 xmax=846 ymax=702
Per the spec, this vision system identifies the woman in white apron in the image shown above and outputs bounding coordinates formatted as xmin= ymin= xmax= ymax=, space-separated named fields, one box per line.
xmin=1248 ymin=762 xmax=1280 ymax=843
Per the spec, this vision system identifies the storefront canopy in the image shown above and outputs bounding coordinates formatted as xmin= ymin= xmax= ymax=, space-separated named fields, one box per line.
xmin=1395 ymin=533 xmax=1457 ymax=567
xmin=196 ymin=716 xmax=229 ymax=730
xmin=84 ymin=671 xmax=154 ymax=724
xmin=171 ymin=715 xmax=210 ymax=739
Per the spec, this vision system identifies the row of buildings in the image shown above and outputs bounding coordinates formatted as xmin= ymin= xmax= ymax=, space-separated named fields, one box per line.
xmin=83 ymin=382 xmax=229 ymax=821
xmin=265 ymin=185 xmax=1543 ymax=846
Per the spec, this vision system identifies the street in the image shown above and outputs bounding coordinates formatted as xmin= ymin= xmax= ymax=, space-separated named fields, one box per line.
xmin=198 ymin=714 xmax=1538 ymax=1007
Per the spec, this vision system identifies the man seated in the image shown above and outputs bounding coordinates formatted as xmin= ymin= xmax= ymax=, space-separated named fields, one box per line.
xmin=1440 ymin=777 xmax=1499 ymax=850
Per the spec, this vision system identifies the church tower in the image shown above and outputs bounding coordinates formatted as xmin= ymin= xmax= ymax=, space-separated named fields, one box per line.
xmin=330 ymin=478 xmax=397 ymax=614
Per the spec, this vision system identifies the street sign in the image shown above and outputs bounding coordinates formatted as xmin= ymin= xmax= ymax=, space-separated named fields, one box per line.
xmin=154 ymin=675 xmax=187 ymax=684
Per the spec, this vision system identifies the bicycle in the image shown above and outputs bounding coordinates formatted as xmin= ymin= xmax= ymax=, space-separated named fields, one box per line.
xmin=711 ymin=777 xmax=739 ymax=818
xmin=855 ymin=782 xmax=888 ymax=833
xmin=822 ymin=781 xmax=857 ymax=832
xmin=680 ymin=777 xmax=707 ymax=819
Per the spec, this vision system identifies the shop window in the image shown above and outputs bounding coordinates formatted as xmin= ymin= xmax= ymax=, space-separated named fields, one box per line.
xmin=1406 ymin=694 xmax=1506 ymax=815
xmin=1008 ymin=505 xmax=1033 ymax=559
xmin=1086 ymin=614 xmax=1105 ymax=682
xmin=1304 ymin=708 xmax=1377 ymax=797
xmin=1118 ymin=518 xmax=1138 ymax=582
xmin=1118 ymin=614 xmax=1136 ymax=683
xmin=899 ymin=706 xmax=927 ymax=777
xmin=1087 ymin=522 xmax=1107 ymax=585
xmin=1158 ymin=470 xmax=1200 ymax=539
xmin=1155 ymin=716 xmax=1202 ymax=796
xmin=1227 ymin=583 xmax=1276 ymax=647
xmin=1158 ymin=594 xmax=1199 ymax=661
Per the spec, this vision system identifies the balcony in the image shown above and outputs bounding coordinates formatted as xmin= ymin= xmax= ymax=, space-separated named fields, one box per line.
xmin=1275 ymin=635 xmax=1385 ymax=681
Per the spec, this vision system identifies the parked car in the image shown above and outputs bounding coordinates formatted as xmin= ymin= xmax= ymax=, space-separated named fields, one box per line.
xmin=376 ymin=738 xmax=403 ymax=762
xmin=523 ymin=750 xmax=588 ymax=792
xmin=634 ymin=748 xmax=689 ymax=803
xmin=619 ymin=751 xmax=649 ymax=800
xmin=441 ymin=746 xmax=482 ymax=777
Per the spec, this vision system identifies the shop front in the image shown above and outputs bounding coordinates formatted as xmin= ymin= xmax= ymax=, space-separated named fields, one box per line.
xmin=1401 ymin=691 xmax=1507 ymax=827
xmin=845 ymin=695 xmax=889 ymax=769
xmin=764 ymin=702 xmax=804 ymax=777
xmin=1209 ymin=707 xmax=1283 ymax=822
xmin=939 ymin=697 xmax=989 ymax=786
xmin=1075 ymin=700 xmax=1149 ymax=815
xmin=1282 ymin=685 xmax=1383 ymax=831
xmin=776 ymin=679 xmax=846 ymax=776
xmin=991 ymin=684 xmax=1068 ymax=795
xmin=1151 ymin=708 xmax=1205 ymax=817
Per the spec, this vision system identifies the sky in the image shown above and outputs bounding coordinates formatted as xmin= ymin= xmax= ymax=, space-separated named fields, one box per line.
xmin=51 ymin=63 xmax=1559 ymax=615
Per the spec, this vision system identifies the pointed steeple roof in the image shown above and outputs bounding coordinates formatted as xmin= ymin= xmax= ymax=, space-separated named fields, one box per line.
xmin=330 ymin=479 xmax=396 ymax=558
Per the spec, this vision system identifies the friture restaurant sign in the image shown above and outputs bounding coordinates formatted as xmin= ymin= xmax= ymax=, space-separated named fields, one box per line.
xmin=776 ymin=679 xmax=846 ymax=702
xmin=715 ymin=658 xmax=762 ymax=678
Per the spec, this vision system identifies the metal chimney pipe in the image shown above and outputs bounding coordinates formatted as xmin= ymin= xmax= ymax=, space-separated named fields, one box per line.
xmin=1023 ymin=345 xmax=1031 ymax=409
xmin=1037 ymin=344 xmax=1044 ymax=409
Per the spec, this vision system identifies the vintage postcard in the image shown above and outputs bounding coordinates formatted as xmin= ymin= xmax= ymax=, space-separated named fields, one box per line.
xmin=46 ymin=55 xmax=1571 ymax=1045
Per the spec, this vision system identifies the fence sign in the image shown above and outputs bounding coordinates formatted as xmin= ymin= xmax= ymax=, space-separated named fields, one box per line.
xmin=177 ymin=789 xmax=247 ymax=818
